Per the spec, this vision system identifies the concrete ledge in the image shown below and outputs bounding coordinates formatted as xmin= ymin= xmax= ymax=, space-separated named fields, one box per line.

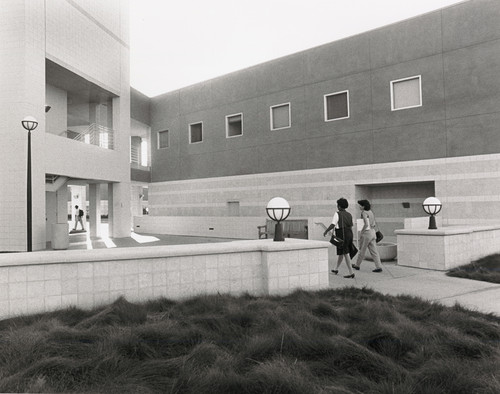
xmin=396 ymin=225 xmax=500 ymax=237
xmin=0 ymin=239 xmax=330 ymax=319
xmin=0 ymin=239 xmax=329 ymax=267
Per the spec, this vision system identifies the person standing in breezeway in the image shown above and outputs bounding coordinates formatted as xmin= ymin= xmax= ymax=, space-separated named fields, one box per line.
xmin=352 ymin=199 xmax=382 ymax=272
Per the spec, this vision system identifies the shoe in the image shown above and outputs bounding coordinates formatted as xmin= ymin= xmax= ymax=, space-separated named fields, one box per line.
xmin=372 ymin=268 xmax=383 ymax=273
xmin=352 ymin=264 xmax=360 ymax=270
xmin=331 ymin=270 xmax=338 ymax=275
xmin=344 ymin=274 xmax=355 ymax=278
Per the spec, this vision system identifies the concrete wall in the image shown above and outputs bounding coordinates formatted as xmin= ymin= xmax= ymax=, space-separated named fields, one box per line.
xmin=134 ymin=216 xmax=266 ymax=239
xmin=0 ymin=0 xmax=46 ymax=251
xmin=0 ymin=0 xmax=131 ymax=250
xmin=45 ymin=84 xmax=68 ymax=135
xmin=396 ymin=225 xmax=500 ymax=270
xmin=148 ymin=152 xmax=500 ymax=240
xmin=131 ymin=88 xmax=151 ymax=125
xmin=45 ymin=0 xmax=125 ymax=95
xmin=149 ymin=0 xmax=500 ymax=182
xmin=0 ymin=239 xmax=329 ymax=319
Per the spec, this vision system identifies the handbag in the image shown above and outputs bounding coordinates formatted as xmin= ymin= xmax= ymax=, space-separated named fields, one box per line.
xmin=374 ymin=216 xmax=383 ymax=243
xmin=329 ymin=212 xmax=344 ymax=247
xmin=330 ymin=234 xmax=344 ymax=247
xmin=349 ymin=243 xmax=358 ymax=259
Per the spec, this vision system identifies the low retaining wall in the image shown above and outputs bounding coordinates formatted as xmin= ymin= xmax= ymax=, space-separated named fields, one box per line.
xmin=0 ymin=239 xmax=329 ymax=320
xmin=395 ymin=225 xmax=500 ymax=270
xmin=133 ymin=216 xmax=266 ymax=239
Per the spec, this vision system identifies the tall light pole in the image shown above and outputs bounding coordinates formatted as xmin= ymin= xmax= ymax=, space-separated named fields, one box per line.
xmin=21 ymin=116 xmax=38 ymax=252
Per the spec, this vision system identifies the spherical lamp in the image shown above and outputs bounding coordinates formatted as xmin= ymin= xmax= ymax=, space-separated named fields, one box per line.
xmin=422 ymin=197 xmax=442 ymax=230
xmin=266 ymin=197 xmax=291 ymax=241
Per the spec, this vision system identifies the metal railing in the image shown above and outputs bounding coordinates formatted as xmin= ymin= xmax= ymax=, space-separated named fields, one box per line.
xmin=66 ymin=123 xmax=114 ymax=150
xmin=130 ymin=145 xmax=140 ymax=164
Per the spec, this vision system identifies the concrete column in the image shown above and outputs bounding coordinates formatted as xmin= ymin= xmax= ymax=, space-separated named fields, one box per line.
xmin=108 ymin=182 xmax=131 ymax=238
xmin=56 ymin=186 xmax=68 ymax=224
xmin=89 ymin=183 xmax=101 ymax=237
xmin=107 ymin=183 xmax=114 ymax=236
xmin=45 ymin=191 xmax=57 ymax=243
xmin=131 ymin=185 xmax=143 ymax=218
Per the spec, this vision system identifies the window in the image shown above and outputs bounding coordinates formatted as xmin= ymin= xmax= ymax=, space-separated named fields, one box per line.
xmin=270 ymin=103 xmax=291 ymax=130
xmin=226 ymin=113 xmax=243 ymax=138
xmin=189 ymin=122 xmax=203 ymax=143
xmin=391 ymin=75 xmax=422 ymax=111
xmin=324 ymin=90 xmax=349 ymax=121
xmin=158 ymin=130 xmax=169 ymax=149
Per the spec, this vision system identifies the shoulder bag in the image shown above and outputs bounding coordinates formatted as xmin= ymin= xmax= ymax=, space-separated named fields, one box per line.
xmin=373 ymin=214 xmax=383 ymax=243
xmin=329 ymin=212 xmax=344 ymax=247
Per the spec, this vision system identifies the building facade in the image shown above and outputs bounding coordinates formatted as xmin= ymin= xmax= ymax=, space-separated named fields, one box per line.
xmin=144 ymin=0 xmax=500 ymax=241
xmin=2 ymin=0 xmax=500 ymax=251
xmin=0 ymin=0 xmax=132 ymax=251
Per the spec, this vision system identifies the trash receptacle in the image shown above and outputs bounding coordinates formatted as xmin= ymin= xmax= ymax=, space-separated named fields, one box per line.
xmin=52 ymin=223 xmax=69 ymax=250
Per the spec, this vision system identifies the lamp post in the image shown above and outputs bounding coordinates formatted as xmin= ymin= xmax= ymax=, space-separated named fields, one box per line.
xmin=266 ymin=197 xmax=291 ymax=241
xmin=21 ymin=116 xmax=38 ymax=252
xmin=422 ymin=197 xmax=442 ymax=230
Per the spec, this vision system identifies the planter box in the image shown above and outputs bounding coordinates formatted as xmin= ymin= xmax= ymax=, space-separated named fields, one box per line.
xmin=365 ymin=242 xmax=397 ymax=261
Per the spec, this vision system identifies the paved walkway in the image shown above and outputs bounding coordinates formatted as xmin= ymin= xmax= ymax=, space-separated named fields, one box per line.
xmin=58 ymin=227 xmax=500 ymax=317
xmin=328 ymin=261 xmax=500 ymax=316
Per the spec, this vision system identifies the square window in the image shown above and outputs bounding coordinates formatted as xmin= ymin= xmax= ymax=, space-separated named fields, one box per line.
xmin=226 ymin=113 xmax=243 ymax=137
xmin=391 ymin=76 xmax=422 ymax=110
xmin=270 ymin=103 xmax=291 ymax=130
xmin=189 ymin=122 xmax=203 ymax=143
xmin=324 ymin=91 xmax=349 ymax=121
xmin=158 ymin=130 xmax=169 ymax=149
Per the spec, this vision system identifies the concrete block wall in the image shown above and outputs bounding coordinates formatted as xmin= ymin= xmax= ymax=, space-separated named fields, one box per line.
xmin=150 ymin=0 xmax=500 ymax=183
xmin=264 ymin=247 xmax=329 ymax=296
xmin=0 ymin=239 xmax=329 ymax=319
xmin=145 ymin=0 xmax=500 ymax=246
xmin=396 ymin=225 xmax=500 ymax=270
xmin=0 ymin=1 xmax=46 ymax=252
xmin=149 ymin=153 xmax=500 ymax=241
xmin=45 ymin=0 xmax=125 ymax=94
xmin=134 ymin=216 xmax=267 ymax=240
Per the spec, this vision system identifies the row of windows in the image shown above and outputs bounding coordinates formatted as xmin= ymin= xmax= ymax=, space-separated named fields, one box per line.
xmin=157 ymin=75 xmax=422 ymax=149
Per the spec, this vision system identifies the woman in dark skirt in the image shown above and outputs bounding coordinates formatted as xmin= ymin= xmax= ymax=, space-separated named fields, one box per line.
xmin=323 ymin=197 xmax=355 ymax=278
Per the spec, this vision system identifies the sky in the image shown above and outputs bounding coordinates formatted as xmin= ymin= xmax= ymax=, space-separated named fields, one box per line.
xmin=129 ymin=0 xmax=465 ymax=97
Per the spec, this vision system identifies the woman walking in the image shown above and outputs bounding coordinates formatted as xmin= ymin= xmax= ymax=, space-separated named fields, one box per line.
xmin=352 ymin=199 xmax=383 ymax=272
xmin=323 ymin=197 xmax=355 ymax=278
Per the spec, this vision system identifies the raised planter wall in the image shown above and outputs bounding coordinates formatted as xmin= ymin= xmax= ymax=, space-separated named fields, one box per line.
xmin=396 ymin=225 xmax=500 ymax=270
xmin=0 ymin=239 xmax=329 ymax=320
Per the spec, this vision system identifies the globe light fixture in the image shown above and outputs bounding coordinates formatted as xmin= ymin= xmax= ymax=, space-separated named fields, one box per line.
xmin=422 ymin=197 xmax=442 ymax=230
xmin=22 ymin=116 xmax=38 ymax=252
xmin=266 ymin=197 xmax=291 ymax=241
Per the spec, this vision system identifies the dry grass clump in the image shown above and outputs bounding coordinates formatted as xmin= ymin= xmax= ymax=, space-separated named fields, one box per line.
xmin=0 ymin=289 xmax=498 ymax=393
xmin=447 ymin=253 xmax=500 ymax=283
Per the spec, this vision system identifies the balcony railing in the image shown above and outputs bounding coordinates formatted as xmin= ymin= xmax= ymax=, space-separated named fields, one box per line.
xmin=130 ymin=145 xmax=140 ymax=164
xmin=64 ymin=123 xmax=114 ymax=150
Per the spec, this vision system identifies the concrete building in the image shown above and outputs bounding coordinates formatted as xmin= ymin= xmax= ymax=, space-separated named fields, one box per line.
xmin=137 ymin=0 xmax=500 ymax=242
xmin=0 ymin=0 xmax=133 ymax=251
xmin=2 ymin=0 xmax=500 ymax=252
